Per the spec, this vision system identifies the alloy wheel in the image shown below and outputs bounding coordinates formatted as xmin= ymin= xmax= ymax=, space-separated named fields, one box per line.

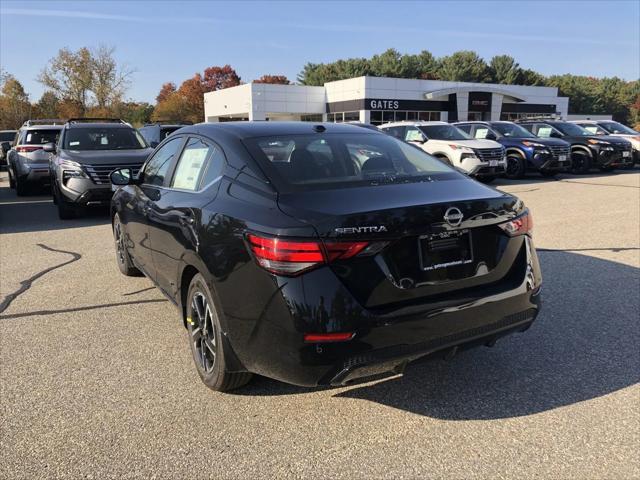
xmin=114 ymin=221 xmax=126 ymax=265
xmin=190 ymin=292 xmax=217 ymax=374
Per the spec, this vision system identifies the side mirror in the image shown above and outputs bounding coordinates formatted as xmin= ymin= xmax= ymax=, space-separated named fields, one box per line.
xmin=550 ymin=131 xmax=562 ymax=138
xmin=110 ymin=167 xmax=134 ymax=186
xmin=43 ymin=142 xmax=57 ymax=153
xmin=485 ymin=132 xmax=497 ymax=141
xmin=0 ymin=141 xmax=10 ymax=154
xmin=150 ymin=141 xmax=159 ymax=148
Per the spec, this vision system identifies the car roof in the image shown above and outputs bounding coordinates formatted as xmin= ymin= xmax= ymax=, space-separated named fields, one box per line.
xmin=177 ymin=121 xmax=379 ymax=140
xmin=67 ymin=122 xmax=132 ymax=129
xmin=21 ymin=125 xmax=63 ymax=130
xmin=0 ymin=129 xmax=17 ymax=132
xmin=380 ymin=121 xmax=449 ymax=128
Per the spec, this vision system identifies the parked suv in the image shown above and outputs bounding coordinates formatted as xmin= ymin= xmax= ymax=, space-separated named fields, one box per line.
xmin=380 ymin=121 xmax=506 ymax=182
xmin=6 ymin=120 xmax=63 ymax=195
xmin=0 ymin=129 xmax=17 ymax=170
xmin=138 ymin=121 xmax=191 ymax=147
xmin=46 ymin=118 xmax=153 ymax=219
xmin=516 ymin=119 xmax=633 ymax=173
xmin=570 ymin=120 xmax=639 ymax=167
xmin=109 ymin=122 xmax=541 ymax=391
xmin=455 ymin=121 xmax=571 ymax=179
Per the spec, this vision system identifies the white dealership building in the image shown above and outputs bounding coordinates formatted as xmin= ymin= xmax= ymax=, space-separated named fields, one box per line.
xmin=203 ymin=76 xmax=570 ymax=125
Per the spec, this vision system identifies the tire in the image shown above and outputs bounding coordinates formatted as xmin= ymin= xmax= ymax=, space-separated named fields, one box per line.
xmin=540 ymin=170 xmax=558 ymax=178
xmin=54 ymin=184 xmax=76 ymax=219
xmin=113 ymin=213 xmax=142 ymax=276
xmin=571 ymin=150 xmax=591 ymax=174
xmin=505 ymin=153 xmax=526 ymax=179
xmin=186 ymin=274 xmax=252 ymax=392
xmin=15 ymin=176 xmax=28 ymax=196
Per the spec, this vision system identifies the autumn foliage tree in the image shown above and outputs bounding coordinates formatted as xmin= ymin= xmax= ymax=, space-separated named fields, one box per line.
xmin=254 ymin=75 xmax=290 ymax=84
xmin=153 ymin=65 xmax=241 ymax=123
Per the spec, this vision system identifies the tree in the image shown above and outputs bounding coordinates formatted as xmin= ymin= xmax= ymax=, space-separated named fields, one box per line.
xmin=154 ymin=65 xmax=241 ymax=123
xmin=91 ymin=45 xmax=134 ymax=108
xmin=517 ymin=68 xmax=546 ymax=86
xmin=33 ymin=91 xmax=60 ymax=119
xmin=489 ymin=55 xmax=522 ymax=84
xmin=438 ymin=51 xmax=491 ymax=82
xmin=152 ymin=92 xmax=189 ymax=122
xmin=254 ymin=75 xmax=290 ymax=84
xmin=415 ymin=50 xmax=440 ymax=79
xmin=202 ymin=65 xmax=241 ymax=91
xmin=0 ymin=75 xmax=31 ymax=129
xmin=38 ymin=47 xmax=94 ymax=113
xmin=156 ymin=82 xmax=176 ymax=103
xmin=38 ymin=45 xmax=133 ymax=113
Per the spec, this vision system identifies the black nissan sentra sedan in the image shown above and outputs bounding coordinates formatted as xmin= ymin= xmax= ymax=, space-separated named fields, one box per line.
xmin=109 ymin=122 xmax=542 ymax=391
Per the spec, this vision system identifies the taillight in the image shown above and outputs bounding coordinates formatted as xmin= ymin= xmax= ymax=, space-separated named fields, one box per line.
xmin=247 ymin=234 xmax=370 ymax=276
xmin=16 ymin=145 xmax=43 ymax=153
xmin=303 ymin=332 xmax=354 ymax=343
xmin=498 ymin=211 xmax=533 ymax=237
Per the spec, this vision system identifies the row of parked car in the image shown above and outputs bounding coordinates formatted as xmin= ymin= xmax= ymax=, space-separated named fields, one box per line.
xmin=378 ymin=118 xmax=639 ymax=182
xmin=0 ymin=119 xmax=189 ymax=218
xmin=0 ymin=116 xmax=636 ymax=391
xmin=1 ymin=117 xmax=638 ymax=219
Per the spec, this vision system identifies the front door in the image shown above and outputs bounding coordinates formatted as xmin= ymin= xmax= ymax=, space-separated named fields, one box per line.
xmin=130 ymin=136 xmax=185 ymax=279
xmin=148 ymin=136 xmax=224 ymax=298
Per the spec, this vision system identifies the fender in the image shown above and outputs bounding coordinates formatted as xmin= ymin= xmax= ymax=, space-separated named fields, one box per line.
xmin=505 ymin=147 xmax=527 ymax=160
xmin=571 ymin=144 xmax=593 ymax=157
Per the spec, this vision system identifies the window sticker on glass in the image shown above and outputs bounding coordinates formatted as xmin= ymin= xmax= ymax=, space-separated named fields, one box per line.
xmin=475 ymin=128 xmax=489 ymax=139
xmin=172 ymin=147 xmax=208 ymax=190
xmin=537 ymin=127 xmax=552 ymax=138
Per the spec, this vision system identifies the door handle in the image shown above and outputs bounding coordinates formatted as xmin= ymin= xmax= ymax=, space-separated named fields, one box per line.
xmin=179 ymin=214 xmax=195 ymax=226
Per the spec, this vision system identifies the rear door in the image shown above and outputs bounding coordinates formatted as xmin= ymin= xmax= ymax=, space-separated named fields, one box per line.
xmin=148 ymin=135 xmax=225 ymax=298
xmin=125 ymin=136 xmax=185 ymax=277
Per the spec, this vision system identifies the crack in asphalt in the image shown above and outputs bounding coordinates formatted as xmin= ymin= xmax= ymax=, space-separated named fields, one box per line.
xmin=0 ymin=243 xmax=82 ymax=314
xmin=0 ymin=299 xmax=168 ymax=320
xmin=557 ymin=179 xmax=640 ymax=189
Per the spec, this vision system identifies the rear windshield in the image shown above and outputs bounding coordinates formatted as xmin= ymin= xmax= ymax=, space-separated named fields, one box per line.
xmin=0 ymin=132 xmax=16 ymax=142
xmin=244 ymin=132 xmax=459 ymax=192
xmin=160 ymin=127 xmax=181 ymax=139
xmin=23 ymin=129 xmax=61 ymax=145
xmin=63 ymin=127 xmax=147 ymax=150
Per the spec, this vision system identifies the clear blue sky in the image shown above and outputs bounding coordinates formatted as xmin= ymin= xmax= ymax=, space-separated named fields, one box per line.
xmin=1 ymin=0 xmax=639 ymax=104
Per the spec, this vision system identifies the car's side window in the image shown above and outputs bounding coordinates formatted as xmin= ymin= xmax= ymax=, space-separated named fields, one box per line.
xmin=385 ymin=126 xmax=405 ymax=139
xmin=456 ymin=124 xmax=472 ymax=135
xmin=170 ymin=137 xmax=215 ymax=191
xmin=140 ymin=137 xmax=182 ymax=186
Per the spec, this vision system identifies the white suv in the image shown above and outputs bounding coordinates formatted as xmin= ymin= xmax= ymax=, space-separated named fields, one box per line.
xmin=380 ymin=121 xmax=506 ymax=181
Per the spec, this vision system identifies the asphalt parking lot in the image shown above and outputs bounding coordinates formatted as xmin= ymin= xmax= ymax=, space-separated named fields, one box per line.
xmin=1 ymin=170 xmax=639 ymax=479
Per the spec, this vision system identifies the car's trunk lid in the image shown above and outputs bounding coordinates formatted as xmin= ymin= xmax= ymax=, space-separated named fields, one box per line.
xmin=277 ymin=179 xmax=524 ymax=310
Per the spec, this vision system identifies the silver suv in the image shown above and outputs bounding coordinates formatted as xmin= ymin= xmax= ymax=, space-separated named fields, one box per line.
xmin=7 ymin=120 xmax=64 ymax=195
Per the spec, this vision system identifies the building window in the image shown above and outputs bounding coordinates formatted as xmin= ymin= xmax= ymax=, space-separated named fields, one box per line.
xmin=369 ymin=110 xmax=441 ymax=125
xmin=343 ymin=111 xmax=359 ymax=122
xmin=301 ymin=114 xmax=323 ymax=122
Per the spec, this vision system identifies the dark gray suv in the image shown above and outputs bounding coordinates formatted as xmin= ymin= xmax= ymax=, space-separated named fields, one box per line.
xmin=45 ymin=118 xmax=153 ymax=219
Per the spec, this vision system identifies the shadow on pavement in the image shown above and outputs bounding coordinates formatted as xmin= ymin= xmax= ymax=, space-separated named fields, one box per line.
xmin=240 ymin=251 xmax=640 ymax=420
xmin=0 ymin=180 xmax=110 ymax=234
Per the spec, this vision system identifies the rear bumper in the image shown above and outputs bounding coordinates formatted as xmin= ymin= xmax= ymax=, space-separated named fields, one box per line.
xmin=16 ymin=162 xmax=50 ymax=183
xmin=226 ymin=236 xmax=542 ymax=387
